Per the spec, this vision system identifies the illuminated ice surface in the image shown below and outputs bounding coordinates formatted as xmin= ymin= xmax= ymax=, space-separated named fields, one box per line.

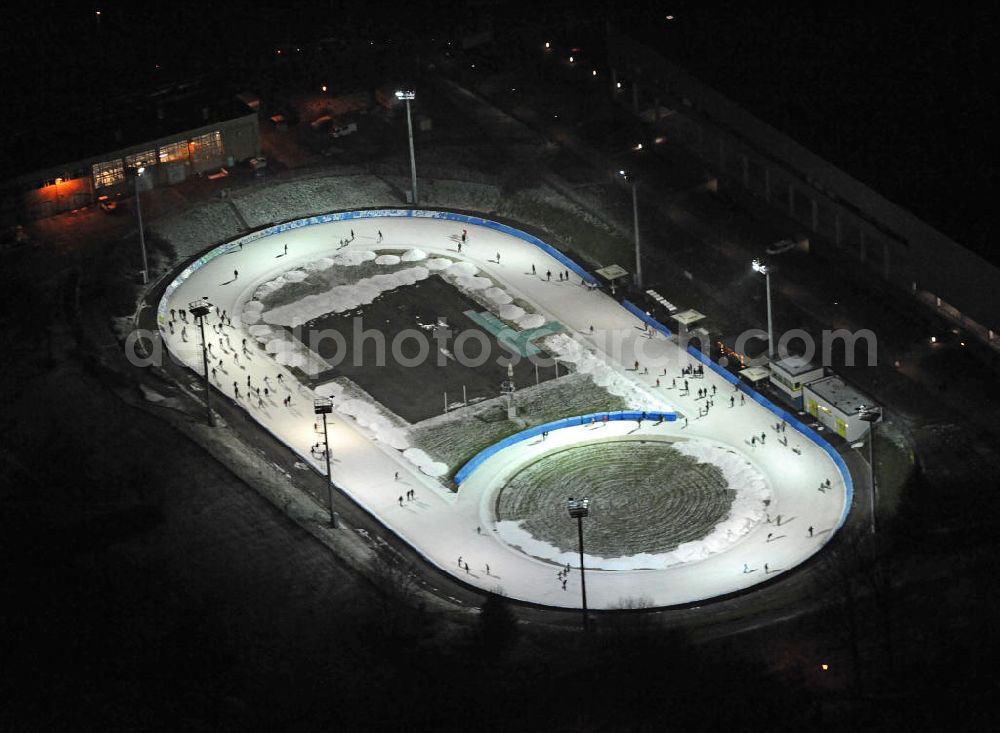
xmin=160 ymin=213 xmax=849 ymax=609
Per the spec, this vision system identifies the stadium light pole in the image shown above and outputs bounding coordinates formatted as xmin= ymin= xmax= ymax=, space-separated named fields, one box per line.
xmin=567 ymin=497 xmax=590 ymax=631
xmin=135 ymin=166 xmax=150 ymax=285
xmin=396 ymin=90 xmax=418 ymax=204
xmin=314 ymin=397 xmax=337 ymax=527
xmin=188 ymin=299 xmax=215 ymax=427
xmin=619 ymin=170 xmax=642 ymax=290
xmin=752 ymin=258 xmax=774 ymax=359
xmin=857 ymin=405 xmax=883 ymax=536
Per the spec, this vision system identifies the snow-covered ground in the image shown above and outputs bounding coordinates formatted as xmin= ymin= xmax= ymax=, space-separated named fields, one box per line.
xmin=157 ymin=212 xmax=849 ymax=608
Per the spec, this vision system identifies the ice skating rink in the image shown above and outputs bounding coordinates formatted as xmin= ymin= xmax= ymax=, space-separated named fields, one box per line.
xmin=158 ymin=211 xmax=851 ymax=608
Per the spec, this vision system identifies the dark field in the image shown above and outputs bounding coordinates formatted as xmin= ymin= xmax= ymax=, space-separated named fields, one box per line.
xmin=306 ymin=276 xmax=557 ymax=422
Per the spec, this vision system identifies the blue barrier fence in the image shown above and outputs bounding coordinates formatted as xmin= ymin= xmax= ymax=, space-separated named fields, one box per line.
xmin=685 ymin=345 xmax=854 ymax=529
xmin=454 ymin=410 xmax=677 ymax=486
xmin=621 ymin=299 xmax=674 ymax=337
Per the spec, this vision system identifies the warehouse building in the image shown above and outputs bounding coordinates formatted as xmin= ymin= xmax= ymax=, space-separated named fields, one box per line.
xmin=2 ymin=83 xmax=259 ymax=223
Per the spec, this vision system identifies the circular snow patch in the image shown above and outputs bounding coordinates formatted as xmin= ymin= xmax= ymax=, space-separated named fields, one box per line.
xmin=283 ymin=270 xmax=307 ymax=283
xmin=247 ymin=324 xmax=272 ymax=336
xmin=403 ymin=448 xmax=434 ymax=468
xmin=375 ymin=254 xmax=401 ymax=266
xmin=422 ymin=462 xmax=448 ymax=477
xmin=243 ymin=301 xmax=265 ymax=314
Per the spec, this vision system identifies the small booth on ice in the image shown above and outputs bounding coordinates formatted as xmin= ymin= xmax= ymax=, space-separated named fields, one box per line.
xmin=803 ymin=375 xmax=874 ymax=441
xmin=769 ymin=356 xmax=824 ymax=409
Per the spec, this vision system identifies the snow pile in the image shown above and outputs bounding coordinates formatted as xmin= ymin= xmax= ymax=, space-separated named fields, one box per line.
xmin=283 ymin=270 xmax=308 ymax=283
xmin=424 ymin=257 xmax=453 ymax=271
xmin=498 ymin=304 xmax=525 ymax=321
xmin=332 ymin=250 xmax=376 ymax=266
xmin=374 ymin=254 xmax=401 ymax=266
xmin=517 ymin=313 xmax=545 ymax=329
xmin=443 ymin=261 xmax=478 ymax=278
xmin=242 ymin=300 xmax=265 ymax=325
xmin=260 ymin=266 xmax=430 ymax=327
xmin=484 ymin=287 xmax=512 ymax=304
xmin=401 ymin=248 xmax=427 ymax=262
xmin=402 ymin=447 xmax=448 ymax=477
xmin=455 ymin=275 xmax=492 ymax=291
xmin=496 ymin=439 xmax=771 ymax=571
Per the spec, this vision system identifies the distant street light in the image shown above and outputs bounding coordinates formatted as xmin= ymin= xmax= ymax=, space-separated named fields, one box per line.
xmin=314 ymin=397 xmax=337 ymax=527
xmin=857 ymin=405 xmax=883 ymax=535
xmin=619 ymin=170 xmax=642 ymax=289
xmin=395 ymin=90 xmax=418 ymax=204
xmin=135 ymin=166 xmax=150 ymax=285
xmin=188 ymin=299 xmax=215 ymax=427
xmin=752 ymin=258 xmax=774 ymax=359
xmin=567 ymin=496 xmax=590 ymax=631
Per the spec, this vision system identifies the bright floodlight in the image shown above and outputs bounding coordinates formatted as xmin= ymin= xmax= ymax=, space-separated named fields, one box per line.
xmin=752 ymin=258 xmax=767 ymax=274
xmin=395 ymin=90 xmax=415 ymax=100
xmin=567 ymin=496 xmax=590 ymax=519
xmin=137 ymin=166 xmax=145 ymax=176
xmin=618 ymin=169 xmax=627 ymax=177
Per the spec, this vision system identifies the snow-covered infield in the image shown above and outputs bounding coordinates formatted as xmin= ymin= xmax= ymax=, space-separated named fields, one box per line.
xmin=158 ymin=209 xmax=852 ymax=609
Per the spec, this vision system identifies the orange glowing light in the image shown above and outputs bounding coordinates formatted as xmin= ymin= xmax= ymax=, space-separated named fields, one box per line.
xmin=820 ymin=663 xmax=829 ymax=671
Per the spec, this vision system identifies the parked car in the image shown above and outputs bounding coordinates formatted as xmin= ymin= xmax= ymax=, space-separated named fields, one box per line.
xmin=329 ymin=120 xmax=358 ymax=138
xmin=98 ymin=194 xmax=118 ymax=214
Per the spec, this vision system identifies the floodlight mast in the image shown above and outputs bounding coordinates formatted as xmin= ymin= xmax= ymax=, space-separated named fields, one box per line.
xmin=567 ymin=497 xmax=591 ymax=631
xmin=395 ymin=90 xmax=418 ymax=203
xmin=752 ymin=258 xmax=774 ymax=359
xmin=314 ymin=398 xmax=337 ymax=527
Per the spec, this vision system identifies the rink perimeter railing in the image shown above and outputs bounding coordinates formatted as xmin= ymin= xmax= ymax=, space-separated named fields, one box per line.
xmin=454 ymin=410 xmax=677 ymax=486
xmin=157 ymin=208 xmax=598 ymax=325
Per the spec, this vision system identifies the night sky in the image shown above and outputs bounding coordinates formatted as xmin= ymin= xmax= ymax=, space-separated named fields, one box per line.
xmin=6 ymin=3 xmax=995 ymax=260
xmin=612 ymin=2 xmax=997 ymax=262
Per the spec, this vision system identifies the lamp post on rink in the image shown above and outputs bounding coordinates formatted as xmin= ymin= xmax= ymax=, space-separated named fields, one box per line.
xmin=188 ymin=298 xmax=214 ymax=427
xmin=314 ymin=397 xmax=337 ymax=527
xmin=567 ymin=496 xmax=591 ymax=631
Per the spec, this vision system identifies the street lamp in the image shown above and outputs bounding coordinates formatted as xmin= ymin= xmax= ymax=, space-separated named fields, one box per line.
xmin=188 ymin=299 xmax=215 ymax=427
xmin=752 ymin=258 xmax=774 ymax=359
xmin=567 ymin=496 xmax=590 ymax=631
xmin=857 ymin=405 xmax=883 ymax=535
xmin=135 ymin=166 xmax=150 ymax=285
xmin=395 ymin=90 xmax=418 ymax=204
xmin=314 ymin=397 xmax=337 ymax=527
xmin=619 ymin=170 xmax=642 ymax=290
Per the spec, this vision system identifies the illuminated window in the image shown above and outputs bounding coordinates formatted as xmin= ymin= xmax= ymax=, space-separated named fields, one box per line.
xmin=158 ymin=140 xmax=189 ymax=164
xmin=92 ymin=159 xmax=124 ymax=189
xmin=126 ymin=149 xmax=157 ymax=169
xmin=189 ymin=130 xmax=223 ymax=163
